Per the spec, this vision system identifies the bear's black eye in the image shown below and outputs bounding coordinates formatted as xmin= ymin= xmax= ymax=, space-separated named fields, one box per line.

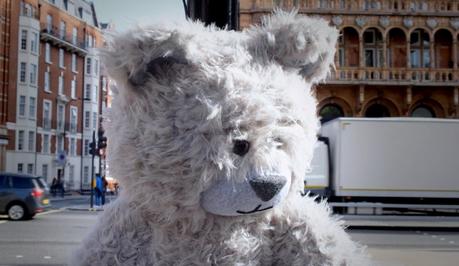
xmin=233 ymin=140 xmax=250 ymax=156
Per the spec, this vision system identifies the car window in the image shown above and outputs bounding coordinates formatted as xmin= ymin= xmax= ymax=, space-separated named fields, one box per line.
xmin=0 ymin=175 xmax=7 ymax=189
xmin=11 ymin=177 xmax=35 ymax=189
xmin=35 ymin=177 xmax=48 ymax=189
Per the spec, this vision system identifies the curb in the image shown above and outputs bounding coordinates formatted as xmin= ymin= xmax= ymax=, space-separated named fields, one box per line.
xmin=66 ymin=207 xmax=104 ymax=212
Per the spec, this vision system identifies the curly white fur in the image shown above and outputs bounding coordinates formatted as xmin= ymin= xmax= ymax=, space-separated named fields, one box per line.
xmin=71 ymin=11 xmax=368 ymax=266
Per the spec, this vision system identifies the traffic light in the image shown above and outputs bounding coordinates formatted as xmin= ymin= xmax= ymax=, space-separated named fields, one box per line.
xmin=98 ymin=128 xmax=107 ymax=150
xmin=89 ymin=141 xmax=97 ymax=156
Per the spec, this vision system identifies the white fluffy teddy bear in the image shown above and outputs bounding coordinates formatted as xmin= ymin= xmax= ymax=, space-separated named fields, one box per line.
xmin=72 ymin=10 xmax=367 ymax=266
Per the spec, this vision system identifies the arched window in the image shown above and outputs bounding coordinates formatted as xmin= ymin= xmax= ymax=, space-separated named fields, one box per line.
xmin=365 ymin=104 xmax=391 ymax=117
xmin=410 ymin=29 xmax=430 ymax=68
xmin=411 ymin=105 xmax=436 ymax=117
xmin=319 ymin=104 xmax=344 ymax=123
xmin=363 ymin=28 xmax=383 ymax=67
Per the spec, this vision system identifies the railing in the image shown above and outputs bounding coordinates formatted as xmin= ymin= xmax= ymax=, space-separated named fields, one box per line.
xmin=332 ymin=67 xmax=458 ymax=83
xmin=40 ymin=24 xmax=87 ymax=51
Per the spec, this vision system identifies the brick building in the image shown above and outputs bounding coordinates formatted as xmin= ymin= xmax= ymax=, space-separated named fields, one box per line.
xmin=4 ymin=0 xmax=106 ymax=190
xmin=240 ymin=0 xmax=459 ymax=122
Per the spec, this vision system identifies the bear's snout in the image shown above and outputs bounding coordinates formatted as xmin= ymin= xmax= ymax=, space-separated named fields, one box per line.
xmin=249 ymin=176 xmax=286 ymax=202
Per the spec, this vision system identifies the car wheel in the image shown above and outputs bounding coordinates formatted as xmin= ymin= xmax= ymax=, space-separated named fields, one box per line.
xmin=7 ymin=204 xmax=26 ymax=221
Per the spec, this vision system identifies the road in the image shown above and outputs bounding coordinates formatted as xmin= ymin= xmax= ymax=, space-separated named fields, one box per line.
xmin=0 ymin=206 xmax=459 ymax=265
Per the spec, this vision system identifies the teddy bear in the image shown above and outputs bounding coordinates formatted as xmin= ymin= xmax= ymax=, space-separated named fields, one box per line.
xmin=71 ymin=10 xmax=367 ymax=266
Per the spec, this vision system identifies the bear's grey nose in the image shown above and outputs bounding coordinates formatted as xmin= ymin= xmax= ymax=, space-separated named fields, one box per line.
xmin=249 ymin=177 xmax=287 ymax=202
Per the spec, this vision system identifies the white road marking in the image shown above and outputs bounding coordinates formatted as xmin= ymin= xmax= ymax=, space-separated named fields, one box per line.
xmin=449 ymin=241 xmax=455 ymax=244
xmin=431 ymin=235 xmax=437 ymax=238
xmin=36 ymin=209 xmax=63 ymax=216
xmin=43 ymin=256 xmax=52 ymax=259
xmin=0 ymin=220 xmax=7 ymax=225
xmin=16 ymin=255 xmax=23 ymax=258
xmin=440 ymin=237 xmax=445 ymax=241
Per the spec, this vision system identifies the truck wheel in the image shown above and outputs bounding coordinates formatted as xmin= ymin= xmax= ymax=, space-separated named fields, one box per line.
xmin=7 ymin=204 xmax=27 ymax=221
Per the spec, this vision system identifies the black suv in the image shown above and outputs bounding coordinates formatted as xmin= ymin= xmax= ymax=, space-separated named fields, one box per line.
xmin=0 ymin=172 xmax=50 ymax=220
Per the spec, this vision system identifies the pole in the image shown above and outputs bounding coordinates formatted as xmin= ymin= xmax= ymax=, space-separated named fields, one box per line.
xmin=90 ymin=130 xmax=95 ymax=208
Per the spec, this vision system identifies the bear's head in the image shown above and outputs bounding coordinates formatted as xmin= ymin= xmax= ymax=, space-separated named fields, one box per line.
xmin=102 ymin=11 xmax=337 ymax=220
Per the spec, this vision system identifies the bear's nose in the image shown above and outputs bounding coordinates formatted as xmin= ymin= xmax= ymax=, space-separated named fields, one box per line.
xmin=249 ymin=177 xmax=287 ymax=202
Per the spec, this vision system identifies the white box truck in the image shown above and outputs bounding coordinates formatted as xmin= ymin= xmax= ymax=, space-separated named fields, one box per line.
xmin=305 ymin=118 xmax=459 ymax=213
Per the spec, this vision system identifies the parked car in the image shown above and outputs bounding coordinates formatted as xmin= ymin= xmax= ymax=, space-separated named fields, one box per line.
xmin=0 ymin=172 xmax=50 ymax=220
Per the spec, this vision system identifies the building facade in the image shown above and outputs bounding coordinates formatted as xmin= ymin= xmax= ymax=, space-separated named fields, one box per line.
xmin=240 ymin=0 xmax=459 ymax=122
xmin=4 ymin=0 xmax=105 ymax=190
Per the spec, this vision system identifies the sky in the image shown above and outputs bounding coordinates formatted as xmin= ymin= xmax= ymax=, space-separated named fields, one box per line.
xmin=93 ymin=0 xmax=187 ymax=32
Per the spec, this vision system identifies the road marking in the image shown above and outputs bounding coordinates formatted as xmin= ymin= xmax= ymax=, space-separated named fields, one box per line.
xmin=0 ymin=220 xmax=7 ymax=225
xmin=16 ymin=255 xmax=23 ymax=258
xmin=440 ymin=237 xmax=445 ymax=241
xmin=450 ymin=241 xmax=455 ymax=244
xmin=36 ymin=209 xmax=63 ymax=216
xmin=43 ymin=256 xmax=52 ymax=259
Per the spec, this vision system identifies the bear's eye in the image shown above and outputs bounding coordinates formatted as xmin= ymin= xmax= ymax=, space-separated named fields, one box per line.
xmin=233 ymin=140 xmax=250 ymax=156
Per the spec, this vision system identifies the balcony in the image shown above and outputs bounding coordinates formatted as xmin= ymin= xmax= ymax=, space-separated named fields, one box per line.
xmin=20 ymin=1 xmax=38 ymax=19
xmin=330 ymin=67 xmax=459 ymax=86
xmin=40 ymin=24 xmax=87 ymax=56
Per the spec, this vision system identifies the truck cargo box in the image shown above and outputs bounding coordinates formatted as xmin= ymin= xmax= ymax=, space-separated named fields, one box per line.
xmin=319 ymin=118 xmax=459 ymax=199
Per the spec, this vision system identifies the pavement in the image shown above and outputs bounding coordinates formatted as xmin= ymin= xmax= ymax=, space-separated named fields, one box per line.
xmin=52 ymin=193 xmax=459 ymax=230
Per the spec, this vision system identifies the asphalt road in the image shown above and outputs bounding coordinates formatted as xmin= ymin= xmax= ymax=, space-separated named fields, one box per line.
xmin=1 ymin=208 xmax=459 ymax=265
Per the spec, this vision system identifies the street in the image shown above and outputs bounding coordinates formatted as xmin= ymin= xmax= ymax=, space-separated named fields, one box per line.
xmin=0 ymin=198 xmax=459 ymax=265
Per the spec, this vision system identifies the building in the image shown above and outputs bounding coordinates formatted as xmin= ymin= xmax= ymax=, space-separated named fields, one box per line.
xmin=240 ymin=0 xmax=459 ymax=122
xmin=4 ymin=0 xmax=105 ymax=190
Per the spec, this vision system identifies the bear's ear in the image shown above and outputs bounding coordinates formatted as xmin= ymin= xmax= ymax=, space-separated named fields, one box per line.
xmin=245 ymin=10 xmax=338 ymax=83
xmin=101 ymin=27 xmax=188 ymax=90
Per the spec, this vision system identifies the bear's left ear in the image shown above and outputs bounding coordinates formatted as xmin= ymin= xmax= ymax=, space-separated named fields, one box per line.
xmin=245 ymin=10 xmax=338 ymax=83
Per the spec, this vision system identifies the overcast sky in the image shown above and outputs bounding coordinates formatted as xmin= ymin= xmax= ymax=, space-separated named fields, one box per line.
xmin=93 ymin=0 xmax=187 ymax=32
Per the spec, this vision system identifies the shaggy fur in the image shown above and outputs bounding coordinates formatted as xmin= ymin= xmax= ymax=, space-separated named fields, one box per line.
xmin=72 ymin=11 xmax=368 ymax=265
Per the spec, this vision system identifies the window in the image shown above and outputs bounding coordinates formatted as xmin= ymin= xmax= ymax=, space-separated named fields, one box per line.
xmin=21 ymin=29 xmax=27 ymax=50
xmin=28 ymin=131 xmax=35 ymax=151
xmin=319 ymin=104 xmax=344 ymax=123
xmin=46 ymin=15 xmax=52 ymax=32
xmin=42 ymin=164 xmax=48 ymax=182
xmin=86 ymin=58 xmax=92 ymax=74
xmin=94 ymin=59 xmax=99 ymax=75
xmin=63 ymin=0 xmax=68 ymax=10
xmin=72 ymin=27 xmax=77 ymax=44
xmin=71 ymin=78 xmax=76 ymax=98
xmin=84 ymin=139 xmax=89 ymax=156
xmin=94 ymin=85 xmax=98 ymax=102
xmin=45 ymin=43 xmax=51 ymax=62
xmin=20 ymin=62 xmax=26 ymax=82
xmin=58 ymin=75 xmax=64 ymax=95
xmin=27 ymin=164 xmax=34 ymax=174
xmin=84 ymin=111 xmax=90 ymax=128
xmin=43 ymin=134 xmax=50 ymax=153
xmin=410 ymin=30 xmax=430 ymax=68
xmin=338 ymin=48 xmax=345 ymax=67
xmin=31 ymin=32 xmax=38 ymax=53
xmin=57 ymin=135 xmax=64 ymax=152
xmin=83 ymin=166 xmax=89 ymax=184
xmin=57 ymin=104 xmax=65 ymax=131
xmin=92 ymin=112 xmax=97 ymax=129
xmin=18 ymin=163 xmax=23 ymax=173
xmin=18 ymin=130 xmax=25 ymax=150
xmin=70 ymin=138 xmax=76 ymax=156
xmin=59 ymin=20 xmax=66 ymax=39
xmin=29 ymin=96 xmax=36 ymax=119
xmin=19 ymin=95 xmax=26 ymax=116
xmin=85 ymin=84 xmax=91 ymax=100
xmin=70 ymin=107 xmax=77 ymax=133
xmin=44 ymin=71 xmax=50 ymax=92
xmin=43 ymin=101 xmax=51 ymax=129
xmin=71 ymin=53 xmax=77 ymax=72
xmin=411 ymin=105 xmax=435 ymax=117
xmin=69 ymin=165 xmax=75 ymax=185
xmin=30 ymin=64 xmax=37 ymax=85
xmin=59 ymin=49 xmax=64 ymax=68
xmin=364 ymin=30 xmax=375 ymax=44
xmin=87 ymin=35 xmax=93 ymax=48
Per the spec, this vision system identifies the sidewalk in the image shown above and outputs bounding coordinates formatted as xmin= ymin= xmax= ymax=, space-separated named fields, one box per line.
xmin=341 ymin=215 xmax=459 ymax=229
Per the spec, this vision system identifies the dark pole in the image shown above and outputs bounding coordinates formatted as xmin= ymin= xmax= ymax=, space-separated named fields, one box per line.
xmin=90 ymin=130 xmax=95 ymax=208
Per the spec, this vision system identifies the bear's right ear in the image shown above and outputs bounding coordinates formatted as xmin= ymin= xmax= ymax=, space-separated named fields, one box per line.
xmin=101 ymin=27 xmax=188 ymax=91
